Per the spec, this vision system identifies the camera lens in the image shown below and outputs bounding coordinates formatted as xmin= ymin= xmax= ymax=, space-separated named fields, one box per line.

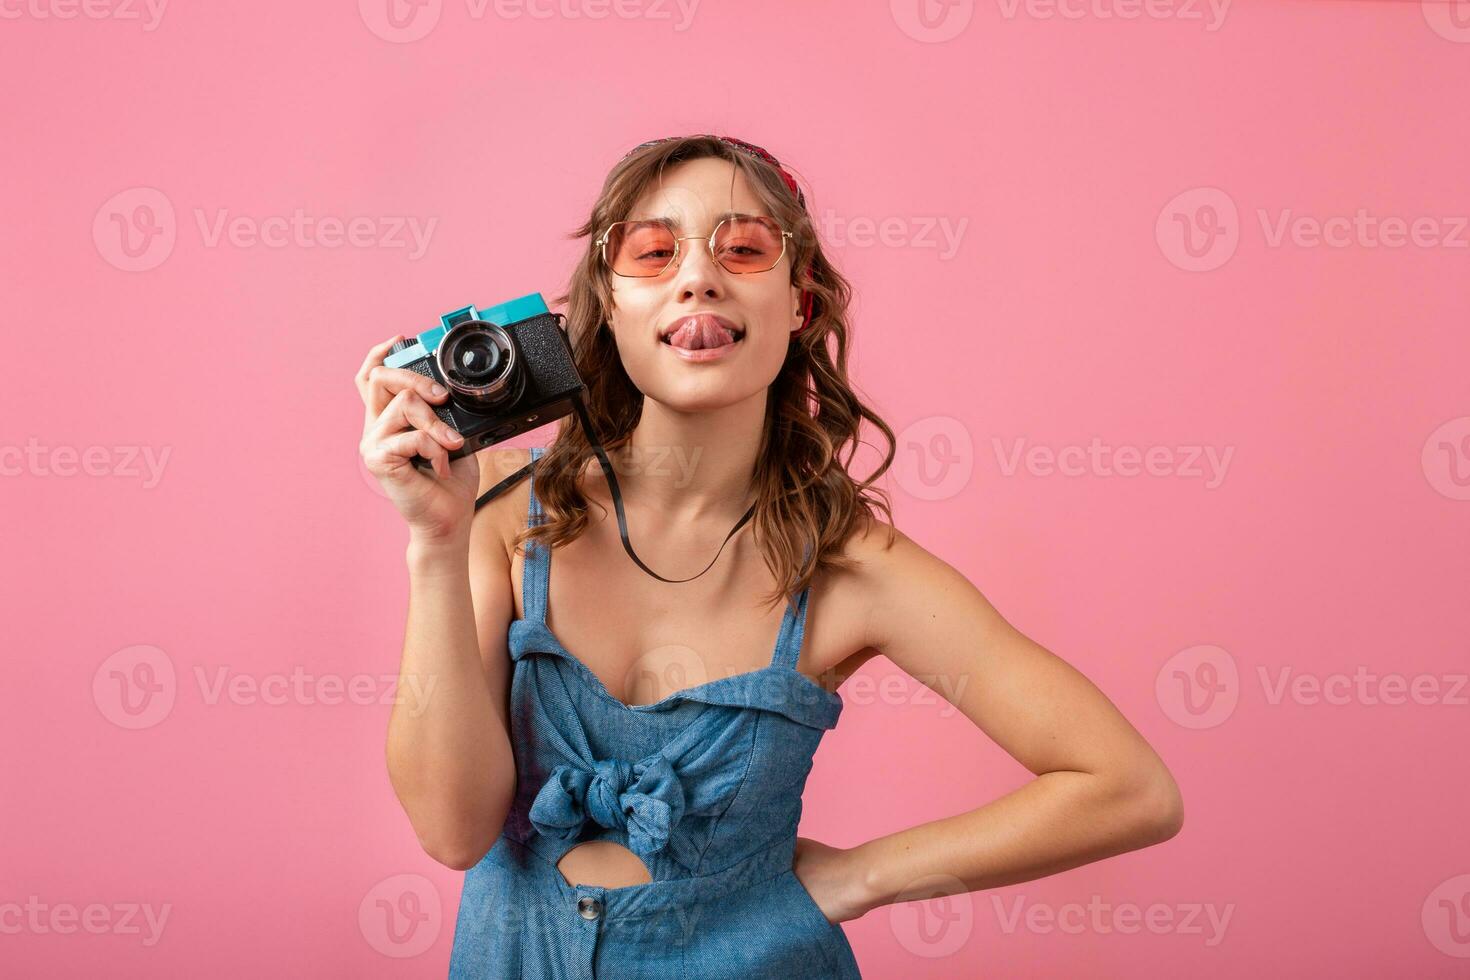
xmin=453 ymin=336 xmax=501 ymax=381
xmin=434 ymin=319 xmax=525 ymax=410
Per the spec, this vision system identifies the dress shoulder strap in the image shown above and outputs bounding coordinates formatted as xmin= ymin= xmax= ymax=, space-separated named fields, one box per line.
xmin=520 ymin=446 xmax=550 ymax=623
xmin=769 ymin=542 xmax=816 ymax=671
xmin=768 ymin=586 xmax=812 ymax=671
xmin=526 ymin=446 xmax=546 ymax=525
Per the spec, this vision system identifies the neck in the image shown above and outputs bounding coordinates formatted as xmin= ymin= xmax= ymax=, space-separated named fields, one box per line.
xmin=613 ymin=390 xmax=768 ymax=526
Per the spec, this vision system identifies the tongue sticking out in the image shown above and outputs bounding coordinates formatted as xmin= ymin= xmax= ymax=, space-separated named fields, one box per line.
xmin=666 ymin=320 xmax=738 ymax=351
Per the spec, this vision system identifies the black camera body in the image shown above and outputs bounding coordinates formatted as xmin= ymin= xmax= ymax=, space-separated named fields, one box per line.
xmin=384 ymin=293 xmax=584 ymax=467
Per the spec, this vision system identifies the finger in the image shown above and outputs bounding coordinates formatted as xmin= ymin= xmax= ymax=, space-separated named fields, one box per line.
xmin=369 ymin=428 xmax=447 ymax=478
xmin=362 ymin=364 xmax=451 ymax=424
xmin=358 ymin=335 xmax=406 ymax=426
xmin=373 ymin=387 xmax=465 ymax=451
xmin=370 ymin=388 xmax=465 ymax=452
xmin=357 ymin=334 xmax=403 ymax=393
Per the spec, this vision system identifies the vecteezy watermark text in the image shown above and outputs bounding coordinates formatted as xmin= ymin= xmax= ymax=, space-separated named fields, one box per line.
xmin=994 ymin=0 xmax=1229 ymax=31
xmin=0 ymin=439 xmax=170 ymax=488
xmin=890 ymin=0 xmax=1228 ymax=43
xmin=93 ymin=645 xmax=441 ymax=729
xmin=0 ymin=897 xmax=171 ymax=946
xmin=358 ymin=0 xmax=700 ymax=42
xmin=193 ymin=208 xmax=437 ymax=259
xmin=991 ymin=894 xmax=1234 ymax=946
xmin=193 ymin=666 xmax=439 ymax=712
xmin=1157 ymin=187 xmax=1470 ymax=272
xmin=93 ymin=187 xmax=438 ymax=272
xmin=0 ymin=0 xmax=167 ymax=30
xmin=812 ymin=210 xmax=969 ymax=260
xmin=993 ymin=436 xmax=1234 ymax=489
xmin=1258 ymin=666 xmax=1469 ymax=707
xmin=1257 ymin=208 xmax=1469 ymax=250
xmin=1157 ymin=645 xmax=1470 ymax=729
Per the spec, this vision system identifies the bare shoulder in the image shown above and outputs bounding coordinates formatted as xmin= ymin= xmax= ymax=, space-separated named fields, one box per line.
xmin=462 ymin=445 xmax=536 ymax=680
xmin=828 ymin=512 xmax=990 ymax=654
xmin=470 ymin=444 xmax=536 ymax=568
xmin=802 ymin=513 xmax=909 ymax=680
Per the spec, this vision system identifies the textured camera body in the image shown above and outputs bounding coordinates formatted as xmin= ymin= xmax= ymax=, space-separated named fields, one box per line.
xmin=385 ymin=293 xmax=584 ymax=467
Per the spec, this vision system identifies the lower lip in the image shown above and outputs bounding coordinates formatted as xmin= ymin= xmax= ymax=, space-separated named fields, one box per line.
xmin=662 ymin=336 xmax=743 ymax=362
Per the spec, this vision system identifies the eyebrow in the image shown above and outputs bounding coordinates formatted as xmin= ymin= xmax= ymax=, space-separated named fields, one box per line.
xmin=623 ymin=210 xmax=765 ymax=228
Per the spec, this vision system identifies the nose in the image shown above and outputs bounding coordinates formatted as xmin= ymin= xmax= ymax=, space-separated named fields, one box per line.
xmin=668 ymin=232 xmax=727 ymax=304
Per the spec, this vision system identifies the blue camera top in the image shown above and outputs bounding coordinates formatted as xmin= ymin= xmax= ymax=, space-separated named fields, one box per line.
xmin=385 ymin=292 xmax=549 ymax=369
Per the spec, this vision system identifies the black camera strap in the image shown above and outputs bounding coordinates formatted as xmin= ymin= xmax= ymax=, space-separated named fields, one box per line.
xmin=473 ymin=396 xmax=757 ymax=584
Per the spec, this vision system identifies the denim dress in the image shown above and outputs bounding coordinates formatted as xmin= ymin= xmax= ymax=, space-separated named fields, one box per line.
xmin=448 ymin=446 xmax=862 ymax=979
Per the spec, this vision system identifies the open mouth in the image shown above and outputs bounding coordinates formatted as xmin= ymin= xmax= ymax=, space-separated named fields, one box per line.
xmin=661 ymin=318 xmax=745 ymax=352
xmin=661 ymin=328 xmax=745 ymax=350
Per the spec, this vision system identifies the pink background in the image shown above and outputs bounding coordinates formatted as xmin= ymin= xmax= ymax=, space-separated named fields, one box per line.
xmin=5 ymin=0 xmax=1470 ymax=976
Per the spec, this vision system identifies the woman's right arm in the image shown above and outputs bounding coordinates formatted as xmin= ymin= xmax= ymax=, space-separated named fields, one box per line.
xmin=354 ymin=333 xmax=523 ymax=870
xmin=388 ymin=480 xmax=520 ymax=871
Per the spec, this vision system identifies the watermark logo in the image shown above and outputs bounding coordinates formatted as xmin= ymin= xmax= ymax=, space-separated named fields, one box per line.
xmin=837 ymin=670 xmax=970 ymax=718
xmin=1156 ymin=187 xmax=1239 ymax=272
xmin=621 ymin=645 xmax=710 ymax=706
xmin=193 ymin=208 xmax=437 ymax=259
xmin=993 ymin=436 xmax=1234 ymax=489
xmin=1156 ymin=644 xmax=1238 ymax=729
xmin=193 ymin=666 xmax=438 ymax=714
xmin=894 ymin=426 xmax=1235 ymax=498
xmin=1159 ymin=187 xmax=1470 ymax=271
xmin=1159 ymin=645 xmax=1468 ymax=727
xmin=1422 ymin=416 xmax=1470 ymax=501
xmin=94 ymin=187 xmax=176 ymax=272
xmin=93 ymin=187 xmax=438 ymax=270
xmin=359 ymin=443 xmax=709 ymax=499
xmin=480 ymin=0 xmax=700 ymax=29
xmin=812 ymin=209 xmax=969 ymax=260
xmin=994 ymin=0 xmax=1230 ymax=31
xmin=360 ymin=874 xmax=441 ymax=957
xmin=891 ymin=0 xmax=975 ymax=42
xmin=992 ymin=894 xmax=1234 ymax=946
xmin=1258 ymin=208 xmax=1468 ymax=250
xmin=893 ymin=416 xmax=975 ymax=502
xmin=360 ymin=0 xmax=699 ymax=40
xmin=0 ymin=439 xmax=172 ymax=487
xmin=599 ymin=443 xmax=704 ymax=485
xmin=0 ymin=0 xmax=168 ymax=30
xmin=888 ymin=873 xmax=974 ymax=957
xmin=359 ymin=0 xmax=443 ymax=42
xmin=1423 ymin=873 xmax=1470 ymax=957
xmin=93 ymin=645 xmax=438 ymax=728
xmin=1422 ymin=0 xmax=1470 ymax=43
xmin=359 ymin=445 xmax=395 ymax=499
xmin=0 ymin=897 xmax=171 ymax=946
xmin=1258 ymin=666 xmax=1468 ymax=707
xmin=93 ymin=645 xmax=177 ymax=730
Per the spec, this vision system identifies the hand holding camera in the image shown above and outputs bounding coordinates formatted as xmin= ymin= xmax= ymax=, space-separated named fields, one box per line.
xmin=356 ymin=293 xmax=585 ymax=542
xmin=357 ymin=292 xmax=762 ymax=583
xmin=357 ymin=334 xmax=482 ymax=542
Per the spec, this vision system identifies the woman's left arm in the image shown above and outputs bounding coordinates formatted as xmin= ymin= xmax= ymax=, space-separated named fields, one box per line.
xmin=808 ymin=523 xmax=1184 ymax=922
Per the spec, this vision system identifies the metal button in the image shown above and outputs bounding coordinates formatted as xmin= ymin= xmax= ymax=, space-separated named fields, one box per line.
xmin=577 ymin=896 xmax=602 ymax=920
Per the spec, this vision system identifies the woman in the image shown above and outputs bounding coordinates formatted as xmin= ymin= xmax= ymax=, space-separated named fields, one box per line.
xmin=358 ymin=134 xmax=1184 ymax=978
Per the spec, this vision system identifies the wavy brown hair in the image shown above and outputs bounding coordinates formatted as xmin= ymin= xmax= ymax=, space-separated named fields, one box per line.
xmin=518 ymin=135 xmax=897 ymax=613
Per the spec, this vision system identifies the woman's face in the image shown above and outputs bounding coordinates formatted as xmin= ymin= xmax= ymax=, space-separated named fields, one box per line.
xmin=605 ymin=156 xmax=804 ymax=412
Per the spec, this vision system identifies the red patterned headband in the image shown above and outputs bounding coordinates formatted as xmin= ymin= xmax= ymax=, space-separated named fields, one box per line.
xmin=620 ymin=134 xmax=807 ymax=209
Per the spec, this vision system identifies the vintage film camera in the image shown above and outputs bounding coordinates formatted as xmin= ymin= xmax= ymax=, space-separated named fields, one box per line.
xmin=385 ymin=293 xmax=584 ymax=469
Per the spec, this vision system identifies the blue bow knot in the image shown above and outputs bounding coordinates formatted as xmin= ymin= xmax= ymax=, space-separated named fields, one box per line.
xmin=528 ymin=754 xmax=686 ymax=857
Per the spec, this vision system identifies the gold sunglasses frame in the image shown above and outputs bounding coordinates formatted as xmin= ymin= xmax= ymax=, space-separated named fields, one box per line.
xmin=594 ymin=215 xmax=795 ymax=279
